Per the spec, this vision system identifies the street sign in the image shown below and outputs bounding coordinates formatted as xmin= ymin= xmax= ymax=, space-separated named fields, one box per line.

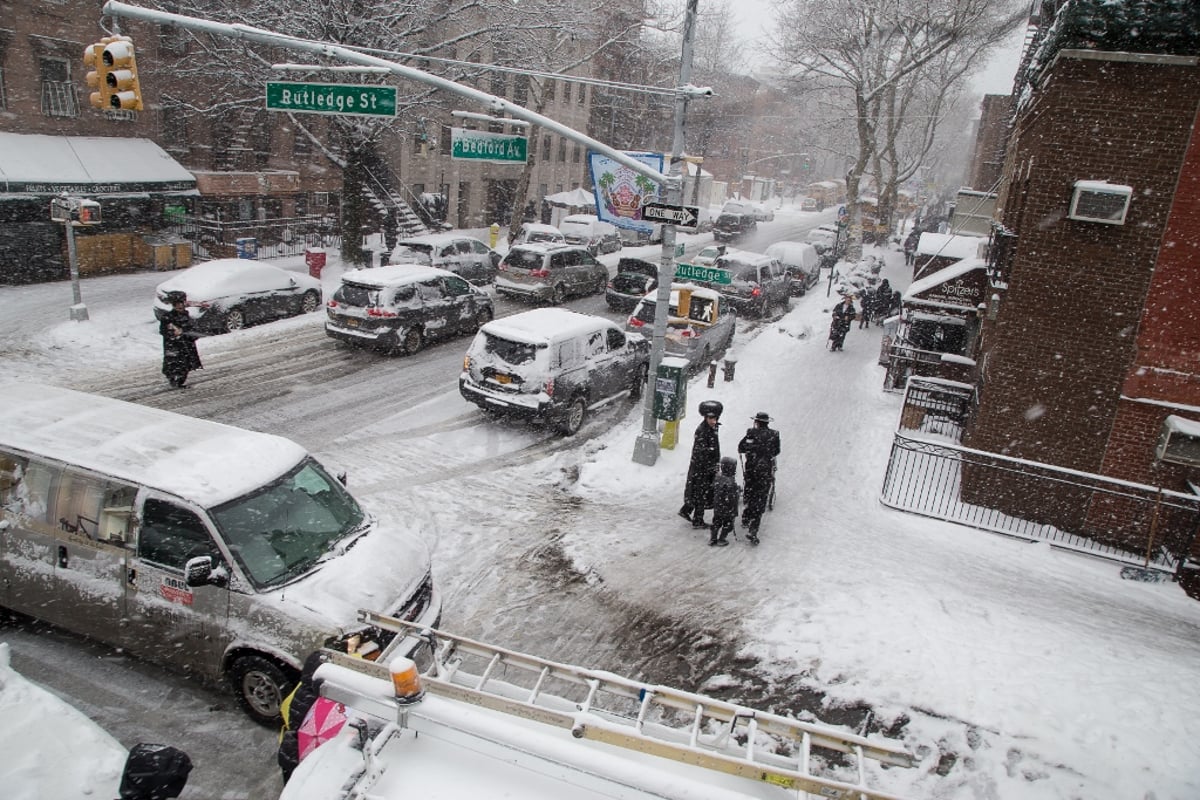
xmin=643 ymin=202 xmax=699 ymax=228
xmin=265 ymin=82 xmax=397 ymax=117
xmin=451 ymin=128 xmax=527 ymax=163
xmin=675 ymin=262 xmax=731 ymax=285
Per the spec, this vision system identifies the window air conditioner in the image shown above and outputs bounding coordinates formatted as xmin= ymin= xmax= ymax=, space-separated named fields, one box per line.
xmin=1156 ymin=415 xmax=1200 ymax=468
xmin=1068 ymin=180 xmax=1131 ymax=225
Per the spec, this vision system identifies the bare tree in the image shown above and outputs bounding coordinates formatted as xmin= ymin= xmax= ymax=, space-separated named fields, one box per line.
xmin=772 ymin=0 xmax=1025 ymax=259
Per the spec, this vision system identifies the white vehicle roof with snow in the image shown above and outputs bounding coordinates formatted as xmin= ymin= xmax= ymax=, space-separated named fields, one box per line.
xmin=339 ymin=264 xmax=459 ymax=287
xmin=0 ymin=383 xmax=306 ymax=508
xmin=479 ymin=307 xmax=610 ymax=345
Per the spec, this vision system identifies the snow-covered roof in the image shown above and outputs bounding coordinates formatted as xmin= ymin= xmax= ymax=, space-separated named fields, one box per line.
xmin=481 ymin=308 xmax=611 ymax=345
xmin=544 ymin=188 xmax=596 ymax=208
xmin=341 ymin=265 xmax=457 ymax=287
xmin=916 ymin=232 xmax=985 ymax=259
xmin=0 ymin=132 xmax=196 ymax=196
xmin=0 ymin=383 xmax=307 ymax=508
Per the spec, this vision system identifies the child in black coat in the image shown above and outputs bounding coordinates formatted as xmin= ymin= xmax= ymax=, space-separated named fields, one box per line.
xmin=710 ymin=457 xmax=740 ymax=547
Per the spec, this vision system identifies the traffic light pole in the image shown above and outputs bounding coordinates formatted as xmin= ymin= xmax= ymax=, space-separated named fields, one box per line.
xmin=631 ymin=0 xmax=699 ymax=467
xmin=63 ymin=218 xmax=89 ymax=322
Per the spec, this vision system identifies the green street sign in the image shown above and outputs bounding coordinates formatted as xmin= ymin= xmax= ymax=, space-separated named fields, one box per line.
xmin=451 ymin=128 xmax=527 ymax=164
xmin=675 ymin=262 xmax=731 ymax=285
xmin=265 ymin=82 xmax=397 ymax=117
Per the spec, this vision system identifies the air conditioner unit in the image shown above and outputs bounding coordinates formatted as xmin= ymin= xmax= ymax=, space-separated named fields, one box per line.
xmin=1156 ymin=415 xmax=1200 ymax=467
xmin=1068 ymin=180 xmax=1131 ymax=225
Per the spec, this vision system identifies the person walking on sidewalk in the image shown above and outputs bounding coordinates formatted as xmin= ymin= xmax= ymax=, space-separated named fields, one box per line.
xmin=709 ymin=457 xmax=740 ymax=547
xmin=829 ymin=294 xmax=856 ymax=351
xmin=738 ymin=412 xmax=780 ymax=545
xmin=679 ymin=401 xmax=723 ymax=528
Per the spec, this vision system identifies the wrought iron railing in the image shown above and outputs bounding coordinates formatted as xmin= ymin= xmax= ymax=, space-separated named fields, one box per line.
xmin=897 ymin=378 xmax=973 ymax=443
xmin=166 ymin=214 xmax=339 ymax=260
xmin=881 ymin=434 xmax=1200 ymax=575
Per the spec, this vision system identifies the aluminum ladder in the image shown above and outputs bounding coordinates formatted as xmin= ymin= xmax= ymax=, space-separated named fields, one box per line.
xmin=323 ymin=613 xmax=917 ymax=800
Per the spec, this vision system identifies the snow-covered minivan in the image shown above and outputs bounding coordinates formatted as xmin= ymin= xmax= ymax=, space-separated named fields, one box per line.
xmin=0 ymin=384 xmax=440 ymax=725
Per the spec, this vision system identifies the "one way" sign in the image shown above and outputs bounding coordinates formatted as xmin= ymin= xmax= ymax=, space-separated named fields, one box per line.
xmin=642 ymin=202 xmax=700 ymax=229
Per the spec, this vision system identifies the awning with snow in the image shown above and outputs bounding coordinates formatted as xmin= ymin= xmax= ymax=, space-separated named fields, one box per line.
xmin=903 ymin=257 xmax=989 ymax=313
xmin=544 ymin=187 xmax=596 ymax=209
xmin=0 ymin=132 xmax=197 ymax=197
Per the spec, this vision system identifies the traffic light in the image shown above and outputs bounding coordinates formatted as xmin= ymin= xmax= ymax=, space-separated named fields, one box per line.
xmin=83 ymin=42 xmax=110 ymax=110
xmin=103 ymin=37 xmax=144 ymax=111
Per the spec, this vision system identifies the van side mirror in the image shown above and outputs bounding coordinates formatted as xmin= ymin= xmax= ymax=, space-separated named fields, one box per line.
xmin=119 ymin=743 xmax=192 ymax=800
xmin=184 ymin=556 xmax=213 ymax=587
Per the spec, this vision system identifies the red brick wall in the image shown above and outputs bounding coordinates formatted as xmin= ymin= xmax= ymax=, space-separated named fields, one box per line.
xmin=965 ymin=54 xmax=1200 ymax=479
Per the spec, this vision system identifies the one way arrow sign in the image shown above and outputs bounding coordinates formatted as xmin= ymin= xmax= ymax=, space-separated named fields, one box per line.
xmin=642 ymin=202 xmax=700 ymax=229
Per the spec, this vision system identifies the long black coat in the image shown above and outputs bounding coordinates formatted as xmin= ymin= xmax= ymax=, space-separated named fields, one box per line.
xmin=683 ymin=420 xmax=721 ymax=511
xmin=738 ymin=425 xmax=780 ymax=518
xmin=160 ymin=308 xmax=202 ymax=380
xmin=830 ymin=299 xmax=856 ymax=345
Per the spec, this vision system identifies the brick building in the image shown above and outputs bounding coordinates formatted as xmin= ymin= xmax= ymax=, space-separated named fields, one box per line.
xmin=963 ymin=94 xmax=1013 ymax=193
xmin=961 ymin=48 xmax=1200 ymax=557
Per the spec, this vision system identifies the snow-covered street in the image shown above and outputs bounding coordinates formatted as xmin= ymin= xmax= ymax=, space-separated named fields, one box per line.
xmin=1 ymin=211 xmax=1198 ymax=799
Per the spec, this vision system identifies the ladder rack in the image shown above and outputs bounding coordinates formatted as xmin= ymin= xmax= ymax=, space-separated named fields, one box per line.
xmin=324 ymin=612 xmax=917 ymax=800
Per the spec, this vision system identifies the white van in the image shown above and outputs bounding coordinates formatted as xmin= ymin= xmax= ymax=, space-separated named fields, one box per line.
xmin=765 ymin=241 xmax=822 ymax=295
xmin=0 ymin=384 xmax=440 ymax=724
xmin=558 ymin=214 xmax=622 ymax=255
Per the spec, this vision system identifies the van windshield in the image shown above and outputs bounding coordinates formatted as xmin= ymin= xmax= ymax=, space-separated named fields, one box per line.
xmin=210 ymin=457 xmax=365 ymax=589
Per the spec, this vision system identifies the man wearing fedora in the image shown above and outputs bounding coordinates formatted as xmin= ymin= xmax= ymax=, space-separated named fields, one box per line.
xmin=737 ymin=412 xmax=780 ymax=544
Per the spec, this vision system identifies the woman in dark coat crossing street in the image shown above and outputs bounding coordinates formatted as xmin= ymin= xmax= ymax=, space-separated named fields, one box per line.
xmin=679 ymin=401 xmax=723 ymax=528
xmin=160 ymin=291 xmax=203 ymax=388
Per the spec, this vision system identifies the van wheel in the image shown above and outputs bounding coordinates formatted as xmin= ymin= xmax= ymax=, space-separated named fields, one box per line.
xmin=402 ymin=326 xmax=423 ymax=354
xmin=224 ymin=307 xmax=246 ymax=332
xmin=594 ymin=274 xmax=608 ymax=295
xmin=560 ymin=397 xmax=586 ymax=436
xmin=550 ymin=284 xmax=567 ymax=305
xmin=229 ymin=654 xmax=295 ymax=726
xmin=629 ymin=363 xmax=648 ymax=400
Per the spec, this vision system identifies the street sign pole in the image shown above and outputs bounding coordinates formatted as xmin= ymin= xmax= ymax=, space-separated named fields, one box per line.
xmin=633 ymin=0 xmax=698 ymax=467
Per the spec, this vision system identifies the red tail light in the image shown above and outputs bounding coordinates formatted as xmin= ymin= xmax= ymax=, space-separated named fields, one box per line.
xmin=750 ymin=286 xmax=762 ymax=297
xmin=679 ymin=328 xmax=697 ymax=338
xmin=628 ymin=316 xmax=646 ymax=328
xmin=530 ymin=268 xmax=550 ymax=278
xmin=328 ymin=299 xmax=338 ymax=308
xmin=498 ymin=262 xmax=509 ymax=271
xmin=367 ymin=307 xmax=397 ymax=318
xmin=544 ymin=378 xmax=555 ymax=396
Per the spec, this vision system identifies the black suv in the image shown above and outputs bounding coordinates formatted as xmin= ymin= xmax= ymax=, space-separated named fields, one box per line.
xmin=712 ymin=212 xmax=757 ymax=243
xmin=704 ymin=251 xmax=791 ymax=318
xmin=605 ymin=257 xmax=659 ymax=313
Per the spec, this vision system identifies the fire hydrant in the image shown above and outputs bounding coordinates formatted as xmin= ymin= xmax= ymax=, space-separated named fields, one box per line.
xmin=489 ymin=222 xmax=500 ymax=249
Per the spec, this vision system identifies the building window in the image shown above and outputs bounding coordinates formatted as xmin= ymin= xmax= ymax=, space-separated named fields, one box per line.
xmin=562 ymin=81 xmax=572 ymax=104
xmin=513 ymin=74 xmax=529 ymax=106
xmin=158 ymin=23 xmax=188 ymax=56
xmin=490 ymin=70 xmax=507 ymax=98
xmin=557 ymin=137 xmax=566 ymax=162
xmin=577 ymin=84 xmax=586 ymax=105
xmin=542 ymin=135 xmax=550 ymax=161
xmin=0 ymin=66 xmax=7 ymax=110
xmin=440 ymin=125 xmax=452 ymax=152
xmin=293 ymin=127 xmax=311 ymax=156
xmin=572 ymin=144 xmax=581 ymax=163
xmin=39 ymin=57 xmax=79 ymax=118
xmin=161 ymin=106 xmax=189 ymax=153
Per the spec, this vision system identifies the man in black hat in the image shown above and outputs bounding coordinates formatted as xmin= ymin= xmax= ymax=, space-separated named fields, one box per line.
xmin=737 ymin=412 xmax=780 ymax=544
xmin=678 ymin=401 xmax=722 ymax=528
xmin=160 ymin=291 xmax=202 ymax=388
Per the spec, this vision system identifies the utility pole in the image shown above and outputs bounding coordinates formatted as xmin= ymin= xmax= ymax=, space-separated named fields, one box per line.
xmin=631 ymin=0 xmax=699 ymax=467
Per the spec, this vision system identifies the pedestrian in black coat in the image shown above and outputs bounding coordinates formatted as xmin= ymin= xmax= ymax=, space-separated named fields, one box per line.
xmin=738 ymin=412 xmax=780 ymax=543
xmin=678 ymin=405 xmax=722 ymax=528
xmin=709 ymin=457 xmax=740 ymax=546
xmin=829 ymin=295 xmax=856 ymax=351
xmin=160 ymin=291 xmax=202 ymax=388
xmin=873 ymin=279 xmax=893 ymax=325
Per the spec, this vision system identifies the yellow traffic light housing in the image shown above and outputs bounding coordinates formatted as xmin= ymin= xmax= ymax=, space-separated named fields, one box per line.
xmin=102 ymin=37 xmax=144 ymax=111
xmin=83 ymin=42 xmax=110 ymax=110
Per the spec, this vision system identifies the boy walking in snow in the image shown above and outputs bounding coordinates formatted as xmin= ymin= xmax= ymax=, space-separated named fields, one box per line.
xmin=710 ymin=457 xmax=740 ymax=547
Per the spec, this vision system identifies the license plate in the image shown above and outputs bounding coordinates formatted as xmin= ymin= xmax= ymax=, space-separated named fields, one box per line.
xmin=346 ymin=318 xmax=359 ymax=327
xmin=495 ymin=374 xmax=512 ymax=384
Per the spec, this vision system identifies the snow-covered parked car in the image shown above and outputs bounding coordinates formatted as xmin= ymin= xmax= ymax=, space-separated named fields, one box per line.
xmin=558 ymin=214 xmax=622 ymax=255
xmin=694 ymin=244 xmax=727 ymax=266
xmin=389 ymin=233 xmax=500 ymax=285
xmin=625 ymin=283 xmax=735 ymax=373
xmin=765 ymin=241 xmax=822 ymax=295
xmin=510 ymin=223 xmax=566 ymax=246
xmin=495 ymin=244 xmax=609 ymax=304
xmin=153 ymin=258 xmax=322 ymax=334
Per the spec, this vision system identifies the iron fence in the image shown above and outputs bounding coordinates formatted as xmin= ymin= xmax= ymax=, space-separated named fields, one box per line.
xmin=881 ymin=434 xmax=1200 ymax=575
xmin=897 ymin=377 xmax=973 ymax=443
xmin=166 ymin=214 xmax=340 ymax=261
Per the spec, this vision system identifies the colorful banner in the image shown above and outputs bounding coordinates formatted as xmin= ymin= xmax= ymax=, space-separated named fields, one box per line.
xmin=586 ymin=151 xmax=664 ymax=234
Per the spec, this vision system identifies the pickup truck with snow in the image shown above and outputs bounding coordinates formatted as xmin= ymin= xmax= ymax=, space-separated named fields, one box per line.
xmin=277 ymin=613 xmax=916 ymax=800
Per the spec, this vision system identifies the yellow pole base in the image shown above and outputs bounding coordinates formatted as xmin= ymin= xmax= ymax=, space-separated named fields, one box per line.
xmin=660 ymin=419 xmax=679 ymax=450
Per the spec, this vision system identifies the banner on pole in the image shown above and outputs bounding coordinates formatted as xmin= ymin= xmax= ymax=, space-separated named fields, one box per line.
xmin=586 ymin=151 xmax=664 ymax=234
